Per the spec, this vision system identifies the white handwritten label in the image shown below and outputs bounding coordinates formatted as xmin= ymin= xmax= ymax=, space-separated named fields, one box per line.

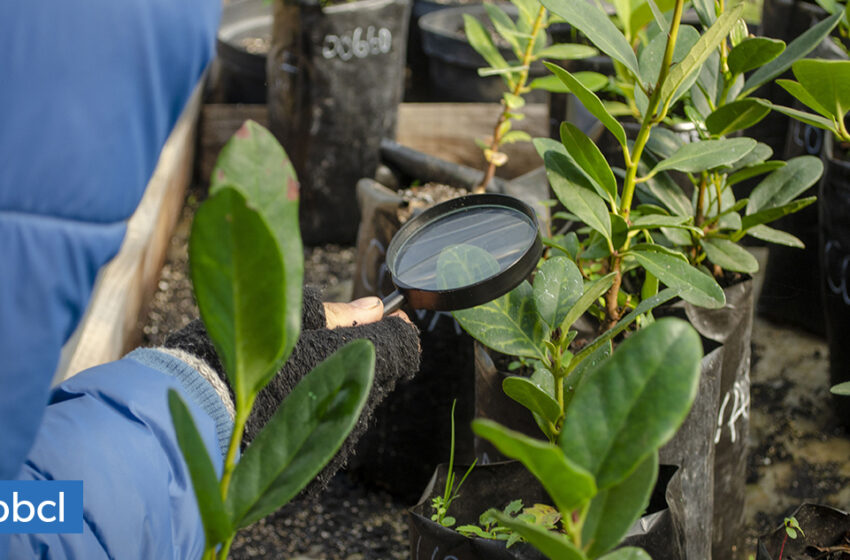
xmin=322 ymin=26 xmax=392 ymax=61
xmin=714 ymin=377 xmax=750 ymax=444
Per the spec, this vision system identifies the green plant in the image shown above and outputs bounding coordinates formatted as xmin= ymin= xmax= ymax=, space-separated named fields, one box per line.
xmin=831 ymin=381 xmax=850 ymax=394
xmin=457 ymin=500 xmax=561 ymax=548
xmin=430 ymin=400 xmax=477 ymax=528
xmin=770 ymin=58 xmax=850 ymax=144
xmin=811 ymin=0 xmax=850 ymax=56
xmin=462 ymin=0 xmax=601 ymax=191
xmin=535 ymin=0 xmax=837 ymax=329
xmin=167 ymin=120 xmax=376 ymax=559
xmin=778 ymin=516 xmax=804 ymax=560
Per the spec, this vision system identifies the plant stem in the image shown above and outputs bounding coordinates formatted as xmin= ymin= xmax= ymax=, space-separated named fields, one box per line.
xmin=603 ymin=0 xmax=686 ymax=327
xmin=778 ymin=532 xmax=788 ymax=560
xmin=203 ymin=546 xmax=217 ymax=560
xmin=475 ymin=5 xmax=548 ymax=193
xmin=220 ymin=396 xmax=255 ymax=502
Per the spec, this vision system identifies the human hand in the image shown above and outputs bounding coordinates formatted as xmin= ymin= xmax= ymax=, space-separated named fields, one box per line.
xmin=323 ymin=297 xmax=413 ymax=329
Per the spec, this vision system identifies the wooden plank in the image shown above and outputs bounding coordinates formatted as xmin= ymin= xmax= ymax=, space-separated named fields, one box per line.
xmin=54 ymin=82 xmax=204 ymax=382
xmin=396 ymin=102 xmax=549 ymax=180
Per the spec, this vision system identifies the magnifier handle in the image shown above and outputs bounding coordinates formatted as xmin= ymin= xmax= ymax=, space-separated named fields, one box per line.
xmin=382 ymin=290 xmax=406 ymax=316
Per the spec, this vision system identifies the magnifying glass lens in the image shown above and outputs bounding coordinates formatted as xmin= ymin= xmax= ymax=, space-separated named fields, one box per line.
xmin=391 ymin=205 xmax=537 ymax=291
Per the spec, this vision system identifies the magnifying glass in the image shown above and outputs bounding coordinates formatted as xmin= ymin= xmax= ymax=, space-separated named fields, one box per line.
xmin=381 ymin=193 xmax=543 ymax=315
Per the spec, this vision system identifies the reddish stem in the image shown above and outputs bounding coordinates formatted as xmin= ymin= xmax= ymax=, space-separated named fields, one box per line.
xmin=778 ymin=532 xmax=788 ymax=560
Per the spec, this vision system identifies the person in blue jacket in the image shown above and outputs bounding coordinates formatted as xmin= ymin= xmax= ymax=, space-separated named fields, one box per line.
xmin=0 ymin=2 xmax=420 ymax=558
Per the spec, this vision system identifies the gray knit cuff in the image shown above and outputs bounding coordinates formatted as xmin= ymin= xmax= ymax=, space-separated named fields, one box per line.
xmin=125 ymin=347 xmax=234 ymax=458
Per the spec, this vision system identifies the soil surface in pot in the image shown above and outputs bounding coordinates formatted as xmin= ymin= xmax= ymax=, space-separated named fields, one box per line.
xmin=140 ymin=191 xmax=850 ymax=559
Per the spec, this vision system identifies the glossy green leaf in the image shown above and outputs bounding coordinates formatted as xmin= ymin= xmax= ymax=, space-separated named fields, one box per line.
xmin=168 ymin=390 xmax=232 ymax=545
xmin=464 ymin=14 xmax=510 ymax=71
xmin=742 ymin=11 xmax=843 ymax=96
xmin=630 ymin=214 xmax=701 ymax=235
xmin=647 ymin=138 xmax=757 ymax=178
xmin=560 ymin=318 xmax=702 ymax=489
xmin=583 ymin=453 xmax=658 ymax=557
xmin=560 ymin=122 xmax=618 ymax=205
xmin=637 ymin=154 xmax=693 ymax=217
xmin=691 ymin=0 xmax=716 ymax=25
xmin=536 ymin=43 xmax=598 ymax=60
xmin=539 ymin=0 xmax=642 ymax=81
xmin=659 ymin=3 xmax=744 ymax=106
xmin=436 ymin=244 xmax=501 ymax=291
xmin=706 ymin=99 xmax=771 ymax=136
xmin=701 ymin=238 xmax=759 ymax=273
xmin=473 ymin=420 xmax=597 ymax=513
xmin=533 ymin=256 xmax=583 ymax=329
xmin=227 ymin=340 xmax=375 ymax=527
xmin=792 ymin=59 xmax=850 ymax=123
xmin=629 ymin=244 xmax=726 ymax=308
xmin=830 ymin=381 xmax=850 ymax=395
xmin=645 ymin=127 xmax=685 ymax=160
xmin=560 ymin=273 xmax=617 ymax=332
xmin=727 ymin=161 xmax=786 ymax=187
xmin=723 ymin=141 xmax=774 ymax=173
xmin=767 ymin=102 xmax=837 ymax=132
xmin=190 ymin=187 xmax=288 ymax=402
xmin=208 ymin=121 xmax=303 ymax=378
xmin=503 ymin=377 xmax=562 ymax=427
xmin=528 ymin=71 xmax=609 ymax=93
xmin=776 ymin=79 xmax=833 ymax=119
xmin=638 ymin=26 xmax=700 ymax=104
xmin=746 ymin=155 xmax=823 ymax=213
xmin=740 ymin=196 xmax=817 ymax=231
xmin=488 ymin=509 xmax=587 ymax=560
xmin=746 ymin=224 xmax=805 ymax=247
xmin=727 ymin=37 xmax=785 ymax=75
xmin=454 ymin=281 xmax=549 ymax=361
xmin=536 ymin=138 xmax=613 ymax=241
xmin=599 ymin=547 xmax=653 ymax=560
xmin=544 ymin=62 xmax=627 ymax=148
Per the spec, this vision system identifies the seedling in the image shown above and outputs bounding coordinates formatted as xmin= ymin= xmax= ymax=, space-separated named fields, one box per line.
xmin=430 ymin=400 xmax=477 ymax=528
xmin=778 ymin=516 xmax=805 ymax=560
xmin=457 ymin=500 xmax=561 ymax=548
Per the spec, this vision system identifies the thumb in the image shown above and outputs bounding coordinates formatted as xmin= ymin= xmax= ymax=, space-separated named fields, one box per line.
xmin=323 ymin=297 xmax=384 ymax=329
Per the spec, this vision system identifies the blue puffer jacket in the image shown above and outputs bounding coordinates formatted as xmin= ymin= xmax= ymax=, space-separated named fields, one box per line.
xmin=0 ymin=1 xmax=222 ymax=557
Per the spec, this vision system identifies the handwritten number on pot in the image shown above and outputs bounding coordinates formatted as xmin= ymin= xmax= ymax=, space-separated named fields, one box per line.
xmin=322 ymin=27 xmax=392 ymax=61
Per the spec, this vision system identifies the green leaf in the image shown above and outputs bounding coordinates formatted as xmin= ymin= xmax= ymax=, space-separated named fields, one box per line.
xmin=830 ymin=381 xmax=850 ymax=396
xmin=534 ymin=256 xmax=583 ymax=329
xmin=701 ymin=238 xmax=759 ymax=273
xmin=473 ymin=420 xmax=597 ymax=513
xmin=746 ymin=224 xmax=805 ymax=247
xmin=529 ymin=71 xmax=608 ymax=93
xmin=208 ymin=121 xmax=303 ymax=385
xmin=723 ymin=141 xmax=774 ymax=173
xmin=168 ymin=390 xmax=232 ymax=546
xmin=190 ymin=187 xmax=289 ymax=403
xmin=792 ymin=59 xmax=850 ymax=123
xmin=454 ymin=281 xmax=549 ymax=361
xmin=539 ymin=0 xmax=642 ymax=81
xmin=464 ymin=14 xmax=510 ymax=71
xmin=502 ymin=130 xmax=533 ymax=144
xmin=560 ymin=122 xmax=618 ymax=205
xmin=536 ymin=43 xmax=598 ymax=60
xmin=599 ymin=547 xmax=653 ymax=560
xmin=436 ymin=244 xmax=501 ymax=291
xmin=659 ymin=2 xmax=744 ymax=107
xmin=767 ymin=102 xmax=838 ymax=133
xmin=742 ymin=10 xmax=843 ymax=96
xmin=488 ymin=509 xmax=588 ymax=560
xmin=746 ymin=155 xmax=823 ymax=213
xmin=629 ymin=244 xmax=726 ymax=308
xmin=647 ymin=138 xmax=757 ymax=177
xmin=484 ymin=4 xmax=522 ymax=55
xmin=740 ymin=196 xmax=817 ymax=231
xmin=227 ymin=340 xmax=375 ymax=527
xmin=638 ymin=25 xmax=700 ymax=103
xmin=543 ymin=63 xmax=627 ymax=148
xmin=536 ymin=138 xmax=613 ymax=240
xmin=706 ymin=99 xmax=771 ymax=136
xmin=727 ymin=37 xmax=785 ymax=75
xmin=776 ymin=79 xmax=833 ymax=119
xmin=630 ymin=214 xmax=701 ymax=235
xmin=637 ymin=154 xmax=693 ymax=217
xmin=503 ymin=377 xmax=562 ymax=427
xmin=645 ymin=127 xmax=686 ymax=160
xmin=560 ymin=318 xmax=702 ymax=489
xmin=582 ymin=453 xmax=658 ymax=557
xmin=727 ymin=161 xmax=786 ymax=187
xmin=561 ymin=273 xmax=617 ymax=332
xmin=691 ymin=0 xmax=716 ymax=26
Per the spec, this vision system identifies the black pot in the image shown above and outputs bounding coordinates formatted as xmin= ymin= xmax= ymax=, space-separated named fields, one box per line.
xmin=408 ymin=461 xmax=683 ymax=560
xmin=266 ymin=0 xmax=411 ymax=245
xmin=756 ymin=503 xmax=850 ymax=559
xmin=216 ymin=0 xmax=271 ymax=103
xmin=471 ymin=279 xmax=755 ymax=560
xmin=418 ymin=5 xmax=548 ymax=103
xmin=819 ymin=137 xmax=850 ymax=428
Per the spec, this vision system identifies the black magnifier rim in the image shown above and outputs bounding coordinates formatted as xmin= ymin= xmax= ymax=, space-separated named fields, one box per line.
xmin=386 ymin=193 xmax=543 ymax=311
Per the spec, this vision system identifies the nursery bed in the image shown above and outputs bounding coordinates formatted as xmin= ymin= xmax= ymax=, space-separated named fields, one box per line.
xmin=139 ymin=190 xmax=850 ymax=560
